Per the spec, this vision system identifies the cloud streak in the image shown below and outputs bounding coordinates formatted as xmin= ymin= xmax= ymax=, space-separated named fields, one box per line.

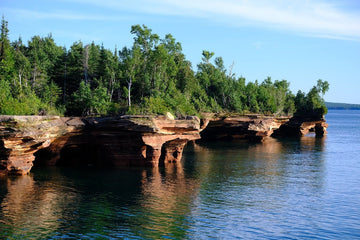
xmin=65 ymin=0 xmax=360 ymax=40
xmin=5 ymin=0 xmax=360 ymax=40
xmin=4 ymin=7 xmax=129 ymax=21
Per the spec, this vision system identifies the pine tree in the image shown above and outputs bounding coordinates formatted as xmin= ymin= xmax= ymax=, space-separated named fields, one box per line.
xmin=0 ymin=16 xmax=15 ymax=82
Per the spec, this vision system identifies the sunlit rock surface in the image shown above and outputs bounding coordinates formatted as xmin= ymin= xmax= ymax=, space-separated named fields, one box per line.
xmin=0 ymin=115 xmax=201 ymax=175
xmin=0 ymin=116 xmax=84 ymax=175
xmin=0 ymin=114 xmax=327 ymax=176
xmin=199 ymin=115 xmax=289 ymax=142
xmin=272 ymin=116 xmax=328 ymax=137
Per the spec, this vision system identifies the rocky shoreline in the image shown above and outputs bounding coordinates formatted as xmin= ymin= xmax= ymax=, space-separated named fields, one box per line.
xmin=0 ymin=114 xmax=328 ymax=176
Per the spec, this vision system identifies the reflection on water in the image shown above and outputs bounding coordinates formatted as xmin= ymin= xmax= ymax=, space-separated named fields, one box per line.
xmin=1 ymin=117 xmax=359 ymax=239
xmin=0 ymin=173 xmax=79 ymax=239
xmin=184 ymin=137 xmax=328 ymax=239
xmin=0 ymin=165 xmax=201 ymax=239
xmin=135 ymin=164 xmax=200 ymax=239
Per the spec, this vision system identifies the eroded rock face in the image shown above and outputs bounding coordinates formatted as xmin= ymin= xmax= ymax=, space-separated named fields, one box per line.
xmin=39 ymin=116 xmax=201 ymax=168
xmin=0 ymin=115 xmax=201 ymax=175
xmin=0 ymin=113 xmax=328 ymax=176
xmin=0 ymin=116 xmax=85 ymax=175
xmin=199 ymin=115 xmax=289 ymax=142
xmin=272 ymin=116 xmax=328 ymax=137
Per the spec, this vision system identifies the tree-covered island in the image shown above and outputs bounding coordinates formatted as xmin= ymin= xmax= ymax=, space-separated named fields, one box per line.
xmin=0 ymin=18 xmax=329 ymax=118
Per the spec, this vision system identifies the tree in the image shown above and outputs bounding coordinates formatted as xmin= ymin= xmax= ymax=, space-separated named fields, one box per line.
xmin=67 ymin=81 xmax=111 ymax=116
xmin=92 ymin=84 xmax=111 ymax=115
xmin=83 ymin=44 xmax=90 ymax=84
xmin=120 ymin=46 xmax=141 ymax=108
xmin=40 ymin=80 xmax=61 ymax=108
xmin=0 ymin=18 xmax=330 ymax=118
xmin=130 ymin=24 xmax=160 ymax=100
xmin=274 ymin=79 xmax=291 ymax=115
xmin=65 ymin=41 xmax=84 ymax=96
xmin=201 ymin=50 xmax=214 ymax=63
xmin=87 ymin=42 xmax=101 ymax=83
xmin=131 ymin=24 xmax=159 ymax=54
xmin=245 ymin=81 xmax=259 ymax=113
xmin=13 ymin=38 xmax=31 ymax=86
xmin=69 ymin=81 xmax=92 ymax=116
xmin=316 ymin=79 xmax=329 ymax=98
xmin=96 ymin=45 xmax=121 ymax=102
xmin=294 ymin=80 xmax=329 ymax=117
xmin=0 ymin=16 xmax=15 ymax=82
xmin=27 ymin=36 xmax=46 ymax=88
xmin=0 ymin=79 xmax=12 ymax=113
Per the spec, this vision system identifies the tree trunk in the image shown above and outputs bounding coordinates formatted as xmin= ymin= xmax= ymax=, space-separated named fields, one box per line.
xmin=32 ymin=64 xmax=37 ymax=88
xmin=18 ymin=71 xmax=22 ymax=86
xmin=109 ymin=72 xmax=115 ymax=102
xmin=84 ymin=45 xmax=89 ymax=85
xmin=128 ymin=80 xmax=132 ymax=107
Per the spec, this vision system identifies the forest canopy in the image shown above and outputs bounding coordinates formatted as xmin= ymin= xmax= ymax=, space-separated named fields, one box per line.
xmin=0 ymin=17 xmax=329 ymax=117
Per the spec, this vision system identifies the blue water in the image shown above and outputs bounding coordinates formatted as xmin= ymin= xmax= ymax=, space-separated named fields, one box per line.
xmin=1 ymin=110 xmax=360 ymax=239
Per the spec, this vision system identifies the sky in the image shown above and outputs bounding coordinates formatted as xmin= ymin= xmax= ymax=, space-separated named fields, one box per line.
xmin=1 ymin=0 xmax=360 ymax=104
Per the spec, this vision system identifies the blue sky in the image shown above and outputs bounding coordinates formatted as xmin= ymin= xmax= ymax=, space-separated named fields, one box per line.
xmin=1 ymin=0 xmax=360 ymax=103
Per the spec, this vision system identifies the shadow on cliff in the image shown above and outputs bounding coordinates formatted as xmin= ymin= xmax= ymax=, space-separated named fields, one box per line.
xmin=33 ymin=129 xmax=147 ymax=169
xmin=33 ymin=131 xmax=196 ymax=170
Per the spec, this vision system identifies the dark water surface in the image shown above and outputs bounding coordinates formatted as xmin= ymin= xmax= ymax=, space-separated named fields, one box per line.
xmin=1 ymin=110 xmax=360 ymax=239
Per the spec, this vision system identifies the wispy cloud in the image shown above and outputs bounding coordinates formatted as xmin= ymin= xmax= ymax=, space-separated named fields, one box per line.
xmin=63 ymin=0 xmax=360 ymax=40
xmin=5 ymin=0 xmax=360 ymax=40
xmin=252 ymin=41 xmax=264 ymax=50
xmin=5 ymin=7 xmax=129 ymax=21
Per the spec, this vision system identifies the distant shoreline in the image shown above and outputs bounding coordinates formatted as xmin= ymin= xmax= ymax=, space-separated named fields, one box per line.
xmin=325 ymin=102 xmax=360 ymax=110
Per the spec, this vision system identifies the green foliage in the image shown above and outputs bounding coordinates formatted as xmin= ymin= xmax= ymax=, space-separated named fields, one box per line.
xmin=0 ymin=17 xmax=15 ymax=82
xmin=294 ymin=79 xmax=329 ymax=117
xmin=67 ymin=81 xmax=111 ymax=116
xmin=0 ymin=18 xmax=329 ymax=117
xmin=0 ymin=79 xmax=12 ymax=112
xmin=0 ymin=79 xmax=42 ymax=115
xmin=142 ymin=96 xmax=169 ymax=114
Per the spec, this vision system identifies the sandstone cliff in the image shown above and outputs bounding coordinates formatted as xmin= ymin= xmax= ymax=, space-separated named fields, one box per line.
xmin=0 ymin=114 xmax=327 ymax=176
xmin=199 ymin=114 xmax=290 ymax=142
xmin=272 ymin=116 xmax=328 ymax=137
xmin=0 ymin=115 xmax=201 ymax=175
xmin=0 ymin=116 xmax=85 ymax=175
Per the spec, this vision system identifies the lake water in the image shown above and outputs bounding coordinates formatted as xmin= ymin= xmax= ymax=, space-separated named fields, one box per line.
xmin=1 ymin=110 xmax=360 ymax=239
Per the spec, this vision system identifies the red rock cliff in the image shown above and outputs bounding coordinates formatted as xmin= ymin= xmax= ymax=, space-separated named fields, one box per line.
xmin=0 ymin=116 xmax=85 ymax=175
xmin=0 ymin=114 xmax=327 ymax=176
xmin=272 ymin=116 xmax=328 ymax=137
xmin=0 ymin=115 xmax=201 ymax=175
xmin=199 ymin=114 xmax=289 ymax=142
